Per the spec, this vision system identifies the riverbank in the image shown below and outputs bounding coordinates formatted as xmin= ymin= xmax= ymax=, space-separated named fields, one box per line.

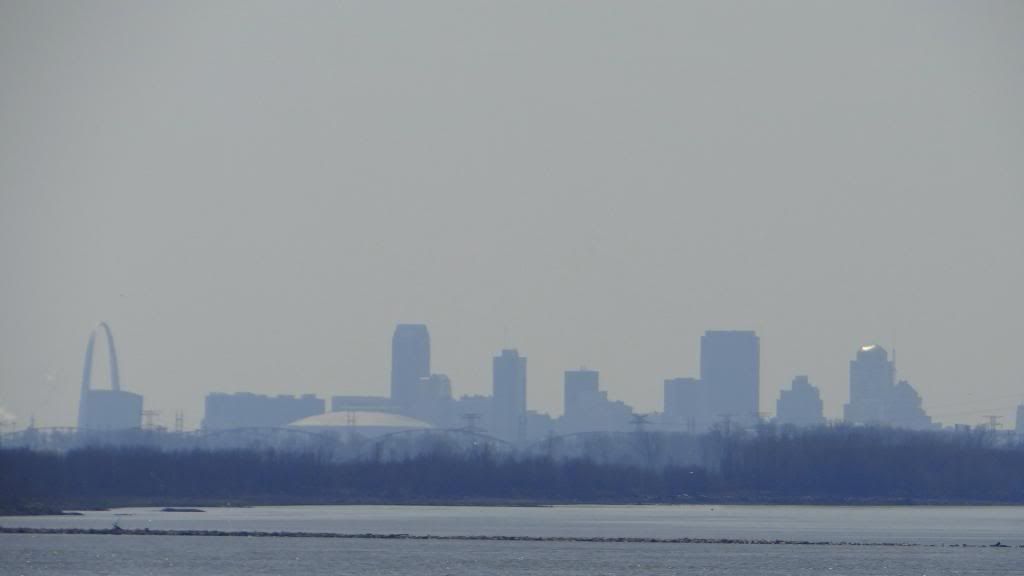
xmin=2 ymin=526 xmax=1020 ymax=548
xmin=6 ymin=494 xmax=1024 ymax=517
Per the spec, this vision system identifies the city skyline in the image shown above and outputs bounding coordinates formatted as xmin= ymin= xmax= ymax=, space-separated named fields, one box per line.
xmin=2 ymin=2 xmax=1021 ymax=432
xmin=28 ymin=319 xmax=1024 ymax=434
xmin=3 ymin=5 xmax=1024 ymax=574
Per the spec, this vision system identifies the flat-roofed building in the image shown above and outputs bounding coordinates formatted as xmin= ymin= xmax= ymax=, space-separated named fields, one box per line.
xmin=701 ymin=331 xmax=760 ymax=428
xmin=79 ymin=389 xmax=143 ymax=430
xmin=493 ymin=349 xmax=527 ymax=442
xmin=202 ymin=392 xmax=324 ymax=430
xmin=664 ymin=377 xmax=711 ymax=433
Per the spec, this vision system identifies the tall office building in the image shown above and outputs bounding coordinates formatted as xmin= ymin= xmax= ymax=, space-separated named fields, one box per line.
xmin=390 ymin=324 xmax=430 ymax=406
xmin=663 ymin=377 xmax=710 ymax=433
xmin=843 ymin=344 xmax=934 ymax=429
xmin=776 ymin=375 xmax=825 ymax=427
xmin=701 ymin=330 xmax=760 ymax=428
xmin=887 ymin=379 xmax=933 ymax=430
xmin=564 ymin=369 xmax=600 ymax=421
xmin=1017 ymin=405 xmax=1024 ymax=436
xmin=844 ymin=344 xmax=892 ymax=424
xmin=493 ymin=349 xmax=527 ymax=443
xmin=561 ymin=369 xmax=634 ymax=434
xmin=409 ymin=373 xmax=454 ymax=427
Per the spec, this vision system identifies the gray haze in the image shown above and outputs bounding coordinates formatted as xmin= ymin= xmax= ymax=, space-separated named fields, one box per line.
xmin=1 ymin=1 xmax=1022 ymax=430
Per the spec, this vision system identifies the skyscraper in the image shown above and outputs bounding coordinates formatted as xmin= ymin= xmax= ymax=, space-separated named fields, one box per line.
xmin=701 ymin=330 xmax=760 ymax=428
xmin=843 ymin=344 xmax=934 ymax=429
xmin=492 ymin=349 xmax=527 ymax=443
xmin=564 ymin=368 xmax=599 ymax=421
xmin=1017 ymin=405 xmax=1024 ymax=436
xmin=776 ymin=375 xmax=825 ymax=427
xmin=663 ymin=377 xmax=710 ymax=433
xmin=561 ymin=368 xmax=633 ymax=434
xmin=390 ymin=324 xmax=430 ymax=407
xmin=410 ymin=373 xmax=453 ymax=427
xmin=844 ymin=344 xmax=892 ymax=424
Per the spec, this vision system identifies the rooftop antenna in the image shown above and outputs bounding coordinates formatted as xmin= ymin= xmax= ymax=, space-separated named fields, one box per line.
xmin=174 ymin=411 xmax=184 ymax=434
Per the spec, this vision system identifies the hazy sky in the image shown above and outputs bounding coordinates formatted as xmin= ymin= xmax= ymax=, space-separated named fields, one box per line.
xmin=2 ymin=1 xmax=1022 ymax=431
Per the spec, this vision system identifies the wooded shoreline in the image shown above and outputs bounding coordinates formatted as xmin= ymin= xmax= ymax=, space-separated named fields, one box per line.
xmin=4 ymin=426 xmax=1023 ymax=514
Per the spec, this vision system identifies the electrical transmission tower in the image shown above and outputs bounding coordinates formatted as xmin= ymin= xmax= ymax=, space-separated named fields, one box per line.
xmin=630 ymin=413 xmax=651 ymax=433
xmin=983 ymin=415 xmax=1002 ymax=430
xmin=142 ymin=410 xmax=160 ymax=430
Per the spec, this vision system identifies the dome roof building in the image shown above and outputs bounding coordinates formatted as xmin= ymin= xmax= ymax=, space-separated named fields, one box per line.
xmin=288 ymin=410 xmax=433 ymax=437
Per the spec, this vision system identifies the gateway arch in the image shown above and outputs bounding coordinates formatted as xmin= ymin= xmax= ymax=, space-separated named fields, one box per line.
xmin=77 ymin=323 xmax=143 ymax=431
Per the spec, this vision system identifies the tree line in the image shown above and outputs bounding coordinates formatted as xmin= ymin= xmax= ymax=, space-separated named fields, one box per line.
xmin=2 ymin=425 xmax=1022 ymax=511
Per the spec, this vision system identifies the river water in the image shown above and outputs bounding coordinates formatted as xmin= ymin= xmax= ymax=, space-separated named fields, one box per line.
xmin=2 ymin=505 xmax=1023 ymax=575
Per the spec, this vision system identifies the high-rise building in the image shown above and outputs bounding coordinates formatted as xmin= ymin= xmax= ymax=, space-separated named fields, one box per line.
xmin=776 ymin=375 xmax=825 ymax=427
xmin=564 ymin=369 xmax=600 ymax=421
xmin=390 ymin=324 xmax=430 ymax=406
xmin=409 ymin=373 xmax=454 ymax=427
xmin=493 ymin=349 xmax=527 ymax=443
xmin=701 ymin=330 xmax=760 ymax=428
xmin=663 ymin=377 xmax=710 ymax=433
xmin=1017 ymin=405 xmax=1024 ymax=436
xmin=418 ymin=373 xmax=452 ymax=400
xmin=887 ymin=379 xmax=933 ymax=430
xmin=561 ymin=369 xmax=634 ymax=434
xmin=844 ymin=345 xmax=892 ymax=424
xmin=843 ymin=345 xmax=934 ymax=430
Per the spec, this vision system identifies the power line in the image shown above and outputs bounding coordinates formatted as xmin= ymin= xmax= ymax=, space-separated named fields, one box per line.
xmin=925 ymin=392 xmax=1024 ymax=412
